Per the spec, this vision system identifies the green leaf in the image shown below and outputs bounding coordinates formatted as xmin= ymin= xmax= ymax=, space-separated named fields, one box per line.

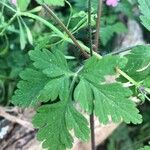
xmin=24 ymin=23 xmax=33 ymax=45
xmin=12 ymin=50 xmax=72 ymax=107
xmin=17 ymin=18 xmax=26 ymax=50
xmin=92 ymin=83 xmax=142 ymax=124
xmin=100 ymin=22 xmax=127 ymax=46
xmin=74 ymin=79 xmax=93 ymax=113
xmin=143 ymin=76 xmax=150 ymax=88
xmin=138 ymin=146 xmax=150 ymax=150
xmin=33 ymin=103 xmax=90 ymax=150
xmin=39 ymin=76 xmax=70 ymax=102
xmin=36 ymin=0 xmax=65 ymax=6
xmin=80 ymin=55 xmax=124 ymax=84
xmin=33 ymin=103 xmax=73 ymax=150
xmin=115 ymin=1 xmax=133 ymax=17
xmin=66 ymin=105 xmax=90 ymax=141
xmin=17 ymin=0 xmax=31 ymax=11
xmin=139 ymin=0 xmax=150 ymax=31
xmin=12 ymin=69 xmax=49 ymax=107
xmin=123 ymin=45 xmax=150 ymax=81
xmin=74 ymin=56 xmax=142 ymax=124
xmin=29 ymin=49 xmax=71 ymax=77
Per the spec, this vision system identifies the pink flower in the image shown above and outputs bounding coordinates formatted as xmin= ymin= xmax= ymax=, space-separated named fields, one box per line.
xmin=106 ymin=0 xmax=120 ymax=7
xmin=11 ymin=0 xmax=17 ymax=5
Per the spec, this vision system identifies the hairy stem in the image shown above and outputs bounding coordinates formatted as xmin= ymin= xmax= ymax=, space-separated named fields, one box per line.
xmin=111 ymin=44 xmax=150 ymax=55
xmin=88 ymin=0 xmax=93 ymax=56
xmin=88 ymin=0 xmax=95 ymax=149
xmin=20 ymin=12 xmax=101 ymax=58
xmin=94 ymin=0 xmax=103 ymax=52
xmin=42 ymin=4 xmax=89 ymax=58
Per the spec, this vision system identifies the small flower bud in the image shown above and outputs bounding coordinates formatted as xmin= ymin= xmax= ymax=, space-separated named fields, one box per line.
xmin=11 ymin=0 xmax=17 ymax=6
xmin=106 ymin=0 xmax=120 ymax=7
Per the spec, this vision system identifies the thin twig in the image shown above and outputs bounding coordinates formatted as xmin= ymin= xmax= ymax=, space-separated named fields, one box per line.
xmin=88 ymin=0 xmax=93 ymax=56
xmin=90 ymin=113 xmax=95 ymax=150
xmin=111 ymin=44 xmax=150 ymax=55
xmin=94 ymin=0 xmax=103 ymax=52
xmin=88 ymin=0 xmax=96 ymax=149
xmin=42 ymin=4 xmax=89 ymax=58
xmin=0 ymin=106 xmax=34 ymax=130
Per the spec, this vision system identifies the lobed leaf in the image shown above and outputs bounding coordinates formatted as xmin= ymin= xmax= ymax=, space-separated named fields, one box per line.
xmin=33 ymin=103 xmax=90 ymax=150
xmin=80 ymin=55 xmax=124 ymax=84
xmin=92 ymin=83 xmax=142 ymax=124
xmin=123 ymin=45 xmax=150 ymax=81
xmin=29 ymin=49 xmax=71 ymax=77
xmin=74 ymin=55 xmax=142 ymax=124
xmin=139 ymin=0 xmax=150 ymax=31
xmin=12 ymin=50 xmax=72 ymax=107
xmin=12 ymin=68 xmax=49 ymax=107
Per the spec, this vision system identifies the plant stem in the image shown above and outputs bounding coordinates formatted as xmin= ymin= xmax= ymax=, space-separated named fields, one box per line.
xmin=69 ymin=66 xmax=83 ymax=101
xmin=116 ymin=68 xmax=150 ymax=99
xmin=0 ymin=75 xmax=14 ymax=81
xmin=88 ymin=0 xmax=96 ymax=149
xmin=94 ymin=0 xmax=103 ymax=52
xmin=111 ymin=44 xmax=150 ymax=55
xmin=42 ymin=4 xmax=89 ymax=58
xmin=90 ymin=113 xmax=95 ymax=150
xmin=65 ymin=0 xmax=73 ymax=28
xmin=88 ymin=0 xmax=93 ymax=56
xmin=21 ymin=12 xmax=65 ymax=37
xmin=116 ymin=67 xmax=140 ymax=87
xmin=0 ymin=1 xmax=16 ymax=13
xmin=21 ymin=12 xmax=102 ymax=59
xmin=0 ymin=13 xmax=17 ymax=36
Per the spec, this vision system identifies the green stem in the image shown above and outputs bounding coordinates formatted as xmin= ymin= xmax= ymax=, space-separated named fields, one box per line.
xmin=94 ymin=0 xmax=103 ymax=52
xmin=21 ymin=12 xmax=102 ymax=58
xmin=0 ymin=13 xmax=17 ymax=36
xmin=117 ymin=68 xmax=150 ymax=98
xmin=66 ymin=38 xmax=102 ymax=58
xmin=42 ymin=4 xmax=89 ymax=58
xmin=1 ymin=0 xmax=6 ymax=16
xmin=116 ymin=67 xmax=140 ymax=87
xmin=0 ymin=1 xmax=17 ymax=12
xmin=65 ymin=0 xmax=73 ymax=28
xmin=21 ymin=12 xmax=64 ymax=37
xmin=0 ymin=75 xmax=14 ymax=81
xmin=71 ymin=17 xmax=87 ymax=33
xmin=69 ymin=66 xmax=83 ymax=99
xmin=88 ymin=0 xmax=95 ymax=149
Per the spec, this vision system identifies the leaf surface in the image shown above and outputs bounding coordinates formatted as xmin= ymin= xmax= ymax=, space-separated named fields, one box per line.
xmin=74 ymin=56 xmax=142 ymax=124
xmin=123 ymin=45 xmax=150 ymax=81
xmin=12 ymin=50 xmax=72 ymax=106
xmin=33 ymin=103 xmax=90 ymax=150
xmin=139 ymin=0 xmax=150 ymax=31
xmin=12 ymin=69 xmax=49 ymax=107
